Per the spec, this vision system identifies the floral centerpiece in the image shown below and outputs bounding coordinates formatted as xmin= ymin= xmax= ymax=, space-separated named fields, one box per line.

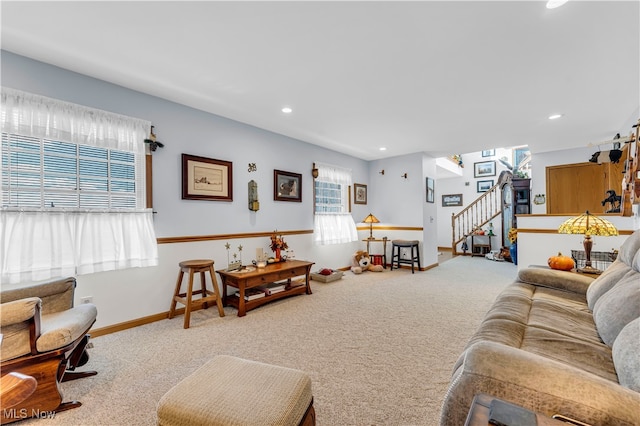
xmin=270 ymin=231 xmax=288 ymax=260
xmin=508 ymin=228 xmax=518 ymax=244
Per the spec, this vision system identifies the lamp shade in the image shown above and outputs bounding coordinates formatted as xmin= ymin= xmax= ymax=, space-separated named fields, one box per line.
xmin=362 ymin=213 xmax=380 ymax=224
xmin=558 ymin=211 xmax=618 ymax=236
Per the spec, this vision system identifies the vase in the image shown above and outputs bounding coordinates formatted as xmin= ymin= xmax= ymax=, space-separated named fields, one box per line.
xmin=509 ymin=243 xmax=518 ymax=265
xmin=275 ymin=248 xmax=281 ymax=261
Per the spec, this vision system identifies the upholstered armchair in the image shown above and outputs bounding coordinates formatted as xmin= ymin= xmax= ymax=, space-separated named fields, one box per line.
xmin=0 ymin=277 xmax=97 ymax=424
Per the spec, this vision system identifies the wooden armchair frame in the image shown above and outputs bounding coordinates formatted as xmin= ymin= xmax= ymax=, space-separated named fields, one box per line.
xmin=0 ymin=278 xmax=97 ymax=424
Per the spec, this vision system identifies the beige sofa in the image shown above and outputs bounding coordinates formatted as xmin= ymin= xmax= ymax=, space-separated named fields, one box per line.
xmin=440 ymin=230 xmax=640 ymax=426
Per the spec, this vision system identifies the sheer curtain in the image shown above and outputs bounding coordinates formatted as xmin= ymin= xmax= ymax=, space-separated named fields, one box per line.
xmin=313 ymin=162 xmax=358 ymax=245
xmin=1 ymin=87 xmax=158 ymax=284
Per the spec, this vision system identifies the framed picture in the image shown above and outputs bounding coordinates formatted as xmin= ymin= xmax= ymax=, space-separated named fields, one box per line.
xmin=426 ymin=177 xmax=435 ymax=203
xmin=182 ymin=154 xmax=233 ymax=201
xmin=474 ymin=160 xmax=496 ymax=178
xmin=354 ymin=183 xmax=367 ymax=205
xmin=482 ymin=149 xmax=495 ymax=157
xmin=274 ymin=170 xmax=302 ymax=202
xmin=477 ymin=179 xmax=494 ymax=193
xmin=442 ymin=193 xmax=463 ymax=207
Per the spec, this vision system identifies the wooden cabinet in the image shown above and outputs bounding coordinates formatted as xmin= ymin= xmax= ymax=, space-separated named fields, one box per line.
xmin=546 ymin=161 xmax=625 ymax=214
xmin=500 ymin=175 xmax=531 ymax=247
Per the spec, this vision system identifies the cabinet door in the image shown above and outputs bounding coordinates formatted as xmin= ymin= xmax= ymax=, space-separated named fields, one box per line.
xmin=545 ymin=162 xmax=618 ymax=214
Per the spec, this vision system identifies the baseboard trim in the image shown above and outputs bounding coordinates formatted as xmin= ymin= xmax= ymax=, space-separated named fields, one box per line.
xmin=89 ymin=306 xmax=200 ymax=338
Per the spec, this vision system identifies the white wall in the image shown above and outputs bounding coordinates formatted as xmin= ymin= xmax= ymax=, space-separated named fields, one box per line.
xmin=436 ymin=148 xmax=514 ymax=249
xmin=2 ymin=51 xmax=446 ymax=328
xmin=517 ymin=214 xmax=639 ymax=272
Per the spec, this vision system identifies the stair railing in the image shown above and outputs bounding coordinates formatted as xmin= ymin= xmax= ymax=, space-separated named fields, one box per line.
xmin=451 ymin=182 xmax=502 ymax=255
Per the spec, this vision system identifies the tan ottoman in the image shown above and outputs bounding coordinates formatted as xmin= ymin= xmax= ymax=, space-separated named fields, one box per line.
xmin=157 ymin=355 xmax=315 ymax=426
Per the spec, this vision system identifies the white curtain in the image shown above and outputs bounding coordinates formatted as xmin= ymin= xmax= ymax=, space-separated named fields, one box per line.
xmin=1 ymin=87 xmax=148 ymax=153
xmin=0 ymin=87 xmax=158 ymax=284
xmin=0 ymin=210 xmax=158 ymax=284
xmin=313 ymin=162 xmax=358 ymax=245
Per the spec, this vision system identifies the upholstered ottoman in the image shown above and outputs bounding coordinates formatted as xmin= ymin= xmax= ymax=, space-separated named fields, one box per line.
xmin=157 ymin=355 xmax=315 ymax=426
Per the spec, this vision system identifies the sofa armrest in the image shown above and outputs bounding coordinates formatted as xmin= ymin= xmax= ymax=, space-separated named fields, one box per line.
xmin=1 ymin=277 xmax=76 ymax=314
xmin=517 ymin=267 xmax=594 ymax=295
xmin=0 ymin=298 xmax=41 ymax=327
xmin=441 ymin=341 xmax=640 ymax=426
xmin=0 ymin=298 xmax=42 ymax=359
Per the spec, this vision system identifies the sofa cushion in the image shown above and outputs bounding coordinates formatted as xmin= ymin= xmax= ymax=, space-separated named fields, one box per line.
xmin=592 ymin=270 xmax=640 ymax=347
xmin=616 ymin=229 xmax=640 ymax=266
xmin=1 ymin=277 xmax=76 ymax=315
xmin=36 ymin=303 xmax=97 ymax=352
xmin=586 ymin=260 xmax=632 ymax=310
xmin=612 ymin=317 xmax=640 ymax=392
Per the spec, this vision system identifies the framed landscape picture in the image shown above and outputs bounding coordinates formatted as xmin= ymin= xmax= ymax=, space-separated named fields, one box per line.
xmin=426 ymin=177 xmax=435 ymax=203
xmin=274 ymin=170 xmax=302 ymax=202
xmin=442 ymin=193 xmax=463 ymax=207
xmin=474 ymin=160 xmax=496 ymax=178
xmin=482 ymin=149 xmax=495 ymax=157
xmin=354 ymin=183 xmax=367 ymax=204
xmin=182 ymin=154 xmax=233 ymax=201
xmin=477 ymin=179 xmax=494 ymax=193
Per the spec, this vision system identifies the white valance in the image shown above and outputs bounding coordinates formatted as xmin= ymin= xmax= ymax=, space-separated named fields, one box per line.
xmin=314 ymin=162 xmax=353 ymax=186
xmin=1 ymin=87 xmax=150 ymax=155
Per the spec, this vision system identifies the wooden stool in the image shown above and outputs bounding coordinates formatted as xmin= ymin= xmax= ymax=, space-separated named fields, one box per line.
xmin=391 ymin=240 xmax=421 ymax=273
xmin=169 ymin=259 xmax=224 ymax=329
xmin=157 ymin=355 xmax=315 ymax=426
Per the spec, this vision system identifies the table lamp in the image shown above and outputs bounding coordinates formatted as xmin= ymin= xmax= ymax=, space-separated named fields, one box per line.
xmin=362 ymin=213 xmax=380 ymax=240
xmin=558 ymin=211 xmax=618 ymax=274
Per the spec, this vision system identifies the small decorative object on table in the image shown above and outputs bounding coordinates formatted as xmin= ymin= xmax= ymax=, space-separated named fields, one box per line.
xmin=547 ymin=252 xmax=575 ymax=271
xmin=270 ymin=230 xmax=288 ymax=261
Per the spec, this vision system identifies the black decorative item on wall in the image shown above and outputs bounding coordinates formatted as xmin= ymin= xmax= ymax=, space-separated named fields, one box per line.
xmin=144 ymin=125 xmax=164 ymax=151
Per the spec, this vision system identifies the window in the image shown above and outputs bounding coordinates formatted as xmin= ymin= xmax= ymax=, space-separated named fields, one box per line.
xmin=313 ymin=162 xmax=358 ymax=245
xmin=2 ymin=134 xmax=141 ymax=209
xmin=314 ymin=181 xmax=347 ymax=213
xmin=1 ymin=87 xmax=157 ymax=284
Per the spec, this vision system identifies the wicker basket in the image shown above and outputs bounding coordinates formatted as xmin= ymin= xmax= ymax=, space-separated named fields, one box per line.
xmin=571 ymin=250 xmax=618 ymax=271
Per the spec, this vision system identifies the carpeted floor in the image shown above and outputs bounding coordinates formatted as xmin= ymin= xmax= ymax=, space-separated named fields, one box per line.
xmin=24 ymin=256 xmax=517 ymax=426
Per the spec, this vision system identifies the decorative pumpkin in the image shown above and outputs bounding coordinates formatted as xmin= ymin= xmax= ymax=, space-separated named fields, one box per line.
xmin=548 ymin=252 xmax=575 ymax=271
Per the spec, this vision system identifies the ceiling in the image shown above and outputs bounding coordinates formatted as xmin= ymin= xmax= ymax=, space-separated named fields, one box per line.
xmin=1 ymin=1 xmax=638 ymax=161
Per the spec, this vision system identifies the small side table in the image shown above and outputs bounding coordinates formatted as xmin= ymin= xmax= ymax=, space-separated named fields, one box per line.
xmin=363 ymin=238 xmax=388 ymax=268
xmin=470 ymin=235 xmax=492 ymax=257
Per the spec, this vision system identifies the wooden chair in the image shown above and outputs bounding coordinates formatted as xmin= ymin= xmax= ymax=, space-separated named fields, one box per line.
xmin=169 ymin=259 xmax=225 ymax=329
xmin=0 ymin=277 xmax=97 ymax=424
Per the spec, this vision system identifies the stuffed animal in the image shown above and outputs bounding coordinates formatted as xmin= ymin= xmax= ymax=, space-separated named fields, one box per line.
xmin=350 ymin=250 xmax=384 ymax=274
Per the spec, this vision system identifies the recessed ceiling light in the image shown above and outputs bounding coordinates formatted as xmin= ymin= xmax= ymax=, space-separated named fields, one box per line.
xmin=546 ymin=0 xmax=568 ymax=9
xmin=548 ymin=114 xmax=563 ymax=120
xmin=281 ymin=107 xmax=292 ymax=114
xmin=379 ymin=147 xmax=387 ymax=151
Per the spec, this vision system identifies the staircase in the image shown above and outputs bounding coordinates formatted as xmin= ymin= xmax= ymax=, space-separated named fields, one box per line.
xmin=451 ymin=182 xmax=502 ymax=255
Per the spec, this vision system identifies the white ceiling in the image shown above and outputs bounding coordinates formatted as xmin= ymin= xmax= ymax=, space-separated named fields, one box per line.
xmin=1 ymin=1 xmax=638 ymax=161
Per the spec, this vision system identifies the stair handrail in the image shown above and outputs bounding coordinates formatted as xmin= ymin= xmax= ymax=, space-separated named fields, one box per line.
xmin=451 ymin=182 xmax=502 ymax=254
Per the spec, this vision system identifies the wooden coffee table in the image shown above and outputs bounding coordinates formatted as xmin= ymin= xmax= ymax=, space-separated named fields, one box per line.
xmin=217 ymin=260 xmax=314 ymax=317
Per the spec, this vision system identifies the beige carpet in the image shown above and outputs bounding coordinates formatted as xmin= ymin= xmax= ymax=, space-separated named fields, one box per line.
xmin=24 ymin=256 xmax=517 ymax=426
